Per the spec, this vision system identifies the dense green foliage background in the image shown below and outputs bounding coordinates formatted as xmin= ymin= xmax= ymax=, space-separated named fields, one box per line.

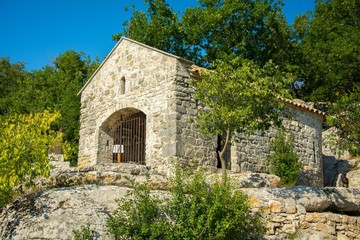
xmin=0 ymin=52 xmax=99 ymax=165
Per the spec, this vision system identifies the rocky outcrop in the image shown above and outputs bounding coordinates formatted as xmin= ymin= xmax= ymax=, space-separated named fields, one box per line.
xmin=1 ymin=163 xmax=359 ymax=239
xmin=1 ymin=182 xmax=359 ymax=240
xmin=35 ymin=164 xmax=282 ymax=191
xmin=322 ymin=127 xmax=360 ymax=188
xmin=0 ymin=185 xmax=129 ymax=240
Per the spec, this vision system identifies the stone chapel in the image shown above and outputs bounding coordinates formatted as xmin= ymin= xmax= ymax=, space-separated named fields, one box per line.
xmin=77 ymin=37 xmax=325 ymax=187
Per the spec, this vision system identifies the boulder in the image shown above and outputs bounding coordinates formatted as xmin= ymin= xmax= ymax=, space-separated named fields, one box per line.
xmin=230 ymin=173 xmax=281 ymax=188
xmin=243 ymin=187 xmax=360 ymax=212
xmin=0 ymin=185 xmax=153 ymax=240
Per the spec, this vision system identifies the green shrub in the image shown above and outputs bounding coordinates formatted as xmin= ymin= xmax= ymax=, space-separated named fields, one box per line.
xmin=268 ymin=130 xmax=301 ymax=186
xmin=72 ymin=223 xmax=97 ymax=240
xmin=107 ymin=170 xmax=265 ymax=239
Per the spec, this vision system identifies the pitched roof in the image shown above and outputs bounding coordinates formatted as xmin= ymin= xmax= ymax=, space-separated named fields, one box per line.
xmin=78 ymin=37 xmax=193 ymax=95
xmin=189 ymin=65 xmax=326 ymax=119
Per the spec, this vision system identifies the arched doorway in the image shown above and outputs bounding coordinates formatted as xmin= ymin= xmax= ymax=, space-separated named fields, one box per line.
xmin=111 ymin=111 xmax=146 ymax=164
xmin=98 ymin=108 xmax=146 ymax=164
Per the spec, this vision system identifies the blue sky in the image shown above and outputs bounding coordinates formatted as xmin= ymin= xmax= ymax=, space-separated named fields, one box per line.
xmin=0 ymin=0 xmax=314 ymax=71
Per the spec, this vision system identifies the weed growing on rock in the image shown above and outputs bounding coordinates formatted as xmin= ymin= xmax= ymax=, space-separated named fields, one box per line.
xmin=72 ymin=223 xmax=97 ymax=240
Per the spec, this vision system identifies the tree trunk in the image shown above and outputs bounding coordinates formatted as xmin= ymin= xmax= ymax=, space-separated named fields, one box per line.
xmin=219 ymin=128 xmax=231 ymax=183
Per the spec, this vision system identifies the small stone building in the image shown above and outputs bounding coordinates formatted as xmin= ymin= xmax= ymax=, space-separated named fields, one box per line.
xmin=78 ymin=37 xmax=325 ymax=186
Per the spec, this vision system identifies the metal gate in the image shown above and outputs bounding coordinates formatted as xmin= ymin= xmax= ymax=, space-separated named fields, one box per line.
xmin=111 ymin=112 xmax=146 ymax=164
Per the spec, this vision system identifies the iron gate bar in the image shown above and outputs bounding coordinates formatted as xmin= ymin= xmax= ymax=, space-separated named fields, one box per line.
xmin=110 ymin=112 xmax=146 ymax=165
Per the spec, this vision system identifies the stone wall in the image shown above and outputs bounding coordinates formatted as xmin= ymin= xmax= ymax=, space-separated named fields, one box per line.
xmin=78 ymin=38 xmax=180 ymax=173
xmin=173 ymin=61 xmax=217 ymax=167
xmin=231 ymin=104 xmax=324 ymax=187
xmin=243 ymin=187 xmax=360 ymax=239
xmin=261 ymin=206 xmax=359 ymax=239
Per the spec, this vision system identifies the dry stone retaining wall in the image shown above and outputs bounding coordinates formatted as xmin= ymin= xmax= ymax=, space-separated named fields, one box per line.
xmin=243 ymin=187 xmax=360 ymax=239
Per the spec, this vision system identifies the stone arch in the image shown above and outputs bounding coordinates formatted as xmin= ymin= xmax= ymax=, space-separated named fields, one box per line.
xmin=97 ymin=108 xmax=146 ymax=164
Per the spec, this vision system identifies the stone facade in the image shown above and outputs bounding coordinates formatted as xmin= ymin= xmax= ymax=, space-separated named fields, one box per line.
xmin=78 ymin=37 xmax=324 ymax=186
xmin=232 ymin=103 xmax=324 ymax=187
xmin=78 ymin=37 xmax=215 ymax=174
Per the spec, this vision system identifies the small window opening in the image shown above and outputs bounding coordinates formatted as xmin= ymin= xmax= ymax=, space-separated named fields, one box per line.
xmin=120 ymin=77 xmax=126 ymax=95
xmin=313 ymin=141 xmax=316 ymax=163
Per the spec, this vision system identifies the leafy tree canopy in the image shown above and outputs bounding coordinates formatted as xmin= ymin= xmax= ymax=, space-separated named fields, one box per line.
xmin=0 ymin=58 xmax=31 ymax=116
xmin=327 ymin=87 xmax=360 ymax=156
xmin=114 ymin=0 xmax=293 ymax=68
xmin=182 ymin=0 xmax=292 ymax=67
xmin=113 ymin=0 xmax=186 ymax=57
xmin=296 ymin=0 xmax=360 ymax=102
xmin=0 ymin=52 xmax=99 ymax=165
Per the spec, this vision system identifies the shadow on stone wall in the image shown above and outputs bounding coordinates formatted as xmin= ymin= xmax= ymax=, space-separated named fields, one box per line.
xmin=323 ymin=155 xmax=351 ymax=187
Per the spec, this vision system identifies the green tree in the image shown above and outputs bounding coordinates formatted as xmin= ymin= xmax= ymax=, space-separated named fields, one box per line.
xmin=181 ymin=0 xmax=292 ymax=67
xmin=191 ymin=57 xmax=292 ymax=181
xmin=0 ymin=111 xmax=64 ymax=207
xmin=327 ymin=87 xmax=360 ymax=156
xmin=292 ymin=0 xmax=360 ymax=155
xmin=113 ymin=0 xmax=186 ymax=57
xmin=0 ymin=57 xmax=32 ymax=116
xmin=296 ymin=0 xmax=360 ymax=102
xmin=52 ymin=51 xmax=99 ymax=165
xmin=107 ymin=170 xmax=265 ymax=239
xmin=0 ymin=52 xmax=99 ymax=166
xmin=115 ymin=0 xmax=293 ymax=68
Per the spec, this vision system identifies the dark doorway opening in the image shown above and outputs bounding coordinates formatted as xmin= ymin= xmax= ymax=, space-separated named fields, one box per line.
xmin=216 ymin=134 xmax=231 ymax=169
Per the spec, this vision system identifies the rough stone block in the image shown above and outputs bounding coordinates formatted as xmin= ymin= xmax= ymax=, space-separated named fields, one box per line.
xmin=269 ymin=200 xmax=282 ymax=213
xmin=315 ymin=223 xmax=336 ymax=235
xmin=306 ymin=213 xmax=327 ymax=223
